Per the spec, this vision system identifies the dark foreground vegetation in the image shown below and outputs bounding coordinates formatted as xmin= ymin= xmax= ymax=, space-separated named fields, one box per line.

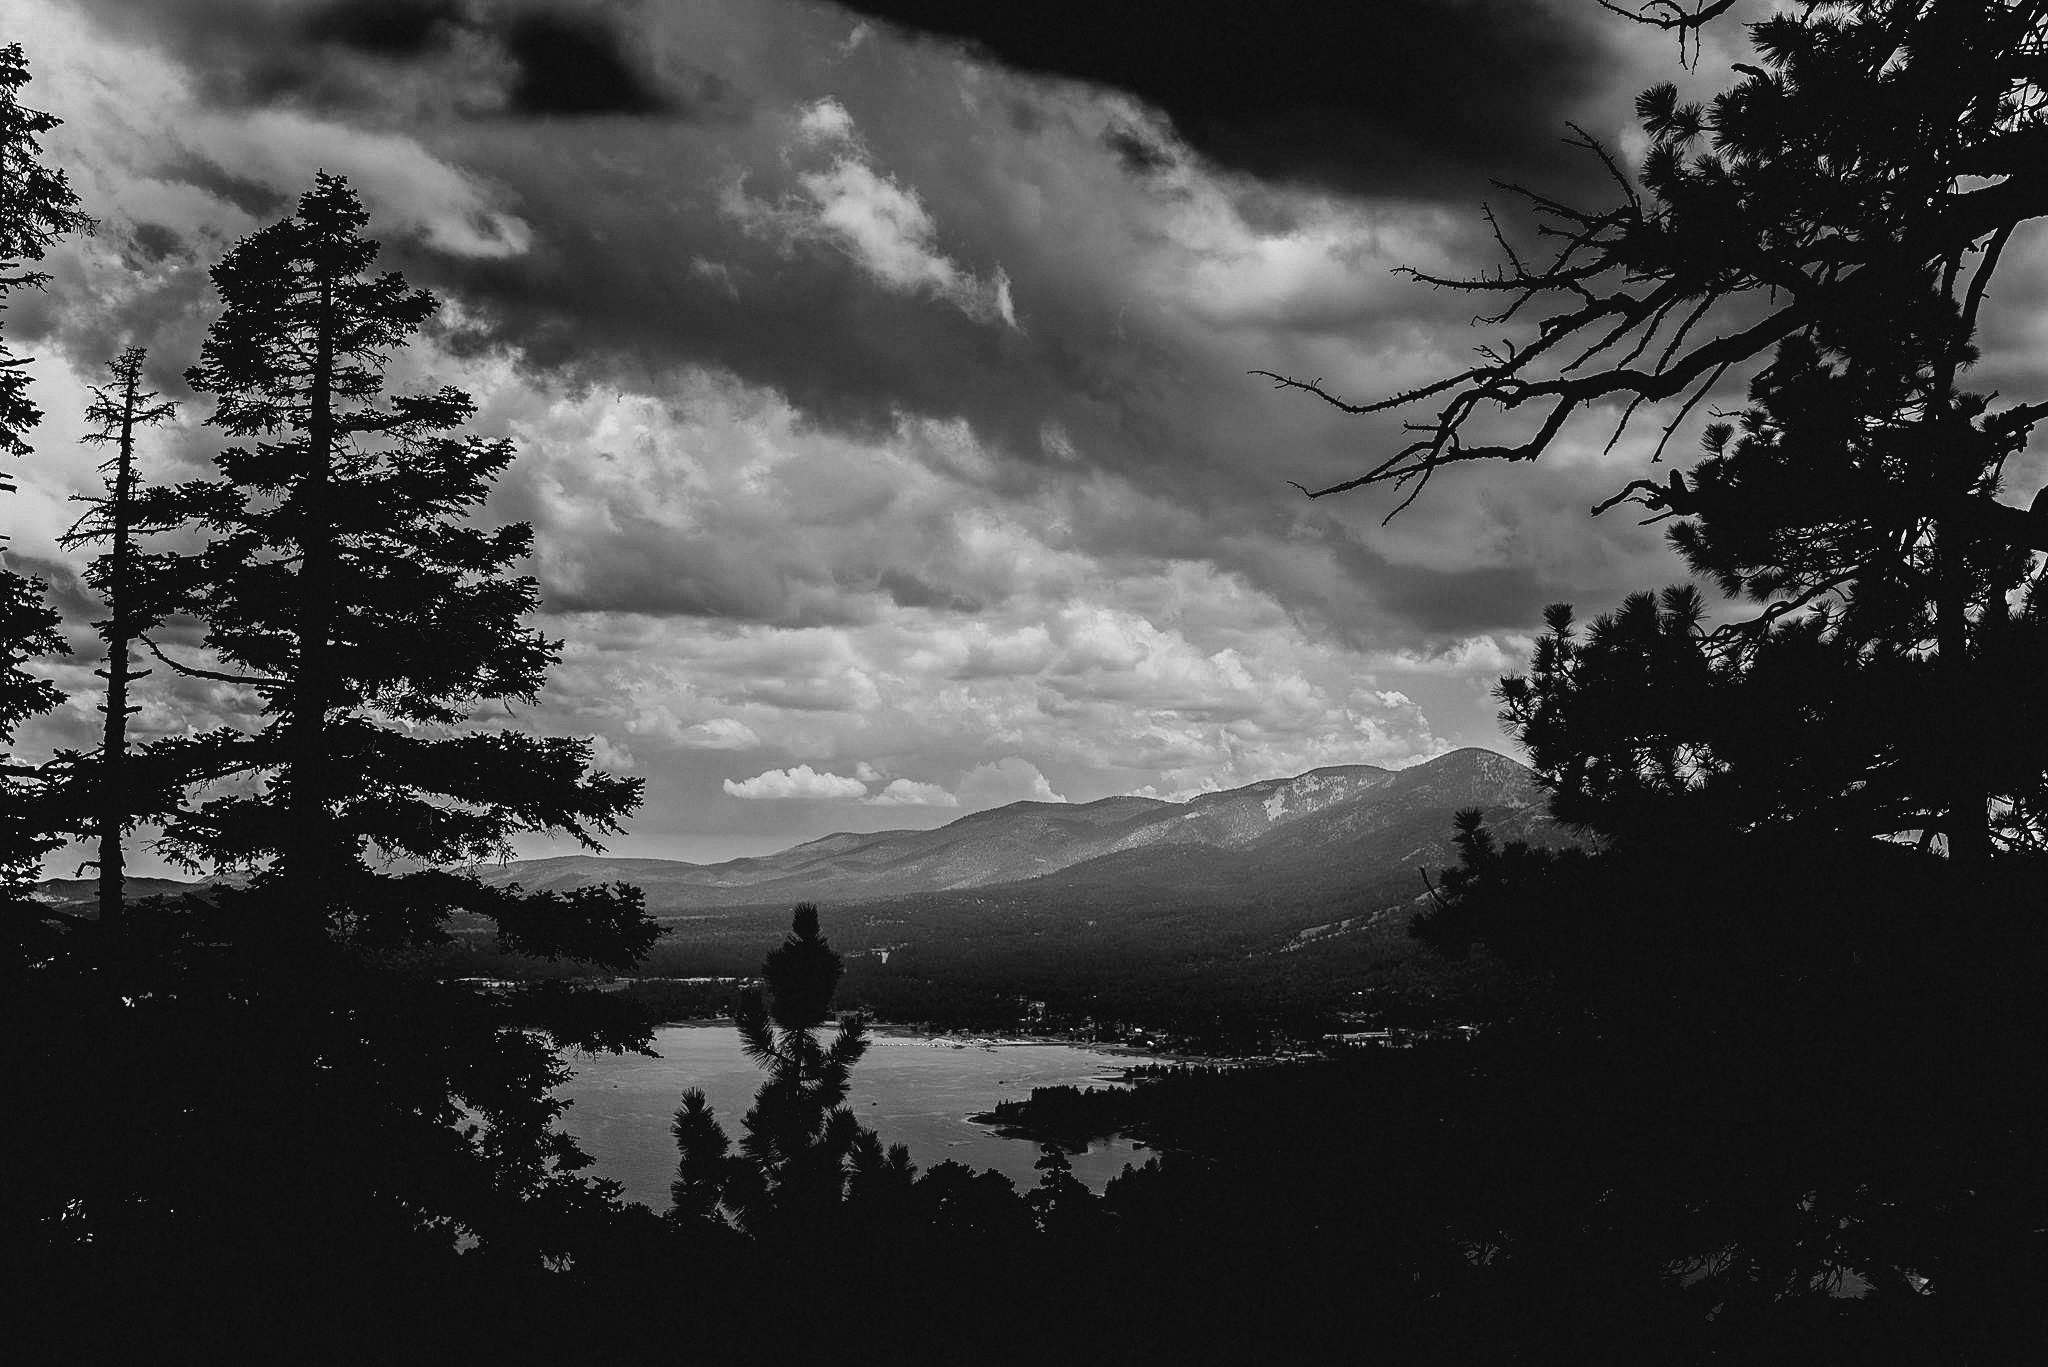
xmin=10 ymin=3 xmax=2048 ymax=1361
xmin=448 ymin=909 xmax=1458 ymax=1050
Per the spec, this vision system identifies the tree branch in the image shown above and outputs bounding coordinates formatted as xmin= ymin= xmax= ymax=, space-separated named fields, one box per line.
xmin=139 ymin=636 xmax=284 ymax=691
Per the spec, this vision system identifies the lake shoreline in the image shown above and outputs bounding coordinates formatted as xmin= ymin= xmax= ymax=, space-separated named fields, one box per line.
xmin=646 ymin=1015 xmax=1196 ymax=1063
xmin=559 ymin=1022 xmax=1158 ymax=1205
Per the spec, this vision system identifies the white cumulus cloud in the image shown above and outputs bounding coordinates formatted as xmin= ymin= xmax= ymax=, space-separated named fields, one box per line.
xmin=957 ymin=757 xmax=1066 ymax=811
xmin=864 ymin=778 xmax=960 ymax=807
xmin=796 ymin=97 xmax=858 ymax=145
xmin=722 ymin=764 xmax=870 ymax=801
xmin=587 ymin=735 xmax=638 ymax=772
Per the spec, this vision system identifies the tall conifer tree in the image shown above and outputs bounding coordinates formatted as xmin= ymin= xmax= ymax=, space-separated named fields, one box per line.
xmin=152 ymin=173 xmax=646 ymax=946
xmin=0 ymin=42 xmax=90 ymax=912
xmin=59 ymin=348 xmax=178 ymax=926
xmin=90 ymin=174 xmax=663 ymax=1263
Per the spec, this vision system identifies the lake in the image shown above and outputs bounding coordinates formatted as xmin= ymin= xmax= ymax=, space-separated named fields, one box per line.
xmin=556 ymin=1023 xmax=1152 ymax=1210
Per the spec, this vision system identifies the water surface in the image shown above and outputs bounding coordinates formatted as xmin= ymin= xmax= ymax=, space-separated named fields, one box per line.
xmin=558 ymin=1023 xmax=1149 ymax=1209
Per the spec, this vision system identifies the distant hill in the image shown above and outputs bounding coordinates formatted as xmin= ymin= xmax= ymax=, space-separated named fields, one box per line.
xmin=30 ymin=875 xmax=216 ymax=906
xmin=464 ymin=748 xmax=1547 ymax=912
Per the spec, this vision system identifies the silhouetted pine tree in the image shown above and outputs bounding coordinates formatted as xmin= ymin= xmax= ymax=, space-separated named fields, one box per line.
xmin=1372 ymin=5 xmax=2048 ymax=1351
xmin=672 ymin=904 xmax=899 ymax=1239
xmin=32 ymin=174 xmax=664 ymax=1273
xmin=1024 ymin=1142 xmax=1098 ymax=1241
xmin=55 ymin=348 xmax=179 ymax=927
xmin=0 ymin=575 xmax=60 ymax=906
xmin=149 ymin=174 xmax=642 ymax=917
xmin=1266 ymin=2 xmax=2048 ymax=859
xmin=0 ymin=42 xmax=89 ymax=913
xmin=0 ymin=43 xmax=86 ymax=463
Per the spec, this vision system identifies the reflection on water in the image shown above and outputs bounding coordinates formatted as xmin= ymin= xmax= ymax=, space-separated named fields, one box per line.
xmin=556 ymin=1023 xmax=1151 ymax=1210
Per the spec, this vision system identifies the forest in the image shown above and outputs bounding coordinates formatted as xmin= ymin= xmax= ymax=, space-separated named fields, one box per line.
xmin=7 ymin=2 xmax=2048 ymax=1361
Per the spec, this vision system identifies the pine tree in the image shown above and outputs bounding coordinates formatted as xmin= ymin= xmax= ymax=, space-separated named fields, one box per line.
xmin=0 ymin=42 xmax=90 ymax=909
xmin=671 ymin=904 xmax=893 ymax=1239
xmin=150 ymin=174 xmax=646 ymax=937
xmin=65 ymin=173 xmax=664 ymax=1266
xmin=0 ymin=42 xmax=88 ymax=463
xmin=57 ymin=348 xmax=179 ymax=927
xmin=1025 ymin=1142 xmax=1097 ymax=1240
xmin=1263 ymin=1 xmax=2048 ymax=863
xmin=1256 ymin=3 xmax=2048 ymax=1347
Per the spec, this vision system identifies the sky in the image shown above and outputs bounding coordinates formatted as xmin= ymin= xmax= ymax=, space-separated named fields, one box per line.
xmin=2 ymin=0 xmax=1981 ymax=872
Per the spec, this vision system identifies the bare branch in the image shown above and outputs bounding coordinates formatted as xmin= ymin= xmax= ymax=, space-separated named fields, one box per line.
xmin=140 ymin=635 xmax=285 ymax=691
xmin=1960 ymin=224 xmax=2015 ymax=340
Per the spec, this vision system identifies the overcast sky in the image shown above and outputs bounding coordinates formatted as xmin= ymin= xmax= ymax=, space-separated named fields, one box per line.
xmin=3 ymin=0 xmax=1849 ymax=870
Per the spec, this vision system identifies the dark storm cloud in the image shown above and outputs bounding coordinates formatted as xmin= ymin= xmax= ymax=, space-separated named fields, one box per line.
xmin=302 ymin=0 xmax=466 ymax=57
xmin=1102 ymin=122 xmax=1174 ymax=178
xmin=431 ymin=219 xmax=1062 ymax=482
xmin=72 ymin=0 xmax=716 ymax=121
xmin=497 ymin=9 xmax=675 ymax=116
xmin=439 ymin=245 xmax=939 ymax=428
xmin=40 ymin=0 xmax=1687 ymax=654
xmin=155 ymin=154 xmax=293 ymax=221
xmin=124 ymin=222 xmax=188 ymax=266
xmin=874 ymin=569 xmax=983 ymax=613
xmin=833 ymin=0 xmax=1627 ymax=201
xmin=1371 ymin=560 xmax=1561 ymax=636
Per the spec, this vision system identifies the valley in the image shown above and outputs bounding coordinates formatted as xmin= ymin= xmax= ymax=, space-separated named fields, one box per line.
xmin=468 ymin=748 xmax=1563 ymax=1042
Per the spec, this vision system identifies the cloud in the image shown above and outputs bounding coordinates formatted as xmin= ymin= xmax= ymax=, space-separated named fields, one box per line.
xmin=495 ymin=8 xmax=679 ymax=117
xmin=677 ymin=717 xmax=761 ymax=751
xmin=724 ymin=100 xmax=1018 ymax=327
xmin=1127 ymin=776 xmax=1224 ymax=803
xmin=1378 ymin=635 xmax=1535 ymax=678
xmin=832 ymin=0 xmax=1639 ymax=202
xmin=721 ymin=764 xmax=870 ymax=801
xmin=33 ymin=0 xmax=1698 ymax=655
xmin=12 ymin=0 xmax=1730 ymax=872
xmin=864 ymin=778 xmax=959 ymax=807
xmin=66 ymin=0 xmax=723 ymax=122
xmin=795 ymin=96 xmax=856 ymax=145
xmin=302 ymin=0 xmax=465 ymax=58
xmin=587 ymin=734 xmax=637 ymax=772
xmin=195 ymin=110 xmax=533 ymax=258
xmin=957 ymin=757 xmax=1065 ymax=810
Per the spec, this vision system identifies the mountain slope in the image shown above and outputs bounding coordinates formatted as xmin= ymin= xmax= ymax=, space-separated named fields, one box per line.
xmin=470 ymin=747 xmax=1546 ymax=912
xmin=35 ymin=748 xmax=1555 ymax=926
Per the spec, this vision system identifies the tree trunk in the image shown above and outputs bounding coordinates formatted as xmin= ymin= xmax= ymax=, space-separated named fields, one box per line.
xmin=1935 ymin=517 xmax=1990 ymax=866
xmin=283 ymin=261 xmax=339 ymax=906
xmin=94 ymin=362 xmax=144 ymax=928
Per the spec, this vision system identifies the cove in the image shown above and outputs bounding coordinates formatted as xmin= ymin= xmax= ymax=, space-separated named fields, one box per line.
xmin=557 ymin=1022 xmax=1151 ymax=1209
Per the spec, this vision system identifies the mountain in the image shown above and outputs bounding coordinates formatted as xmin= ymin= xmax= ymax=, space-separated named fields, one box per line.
xmin=31 ymin=749 xmax=1560 ymax=1030
xmin=621 ymin=747 xmax=1566 ymax=1036
xmin=33 ymin=748 xmax=1555 ymax=937
xmin=476 ymin=747 xmax=1549 ymax=912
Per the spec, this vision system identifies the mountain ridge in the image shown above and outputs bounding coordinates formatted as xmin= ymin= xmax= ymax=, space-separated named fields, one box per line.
xmin=474 ymin=747 xmax=1539 ymax=910
xmin=33 ymin=748 xmax=1550 ymax=919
